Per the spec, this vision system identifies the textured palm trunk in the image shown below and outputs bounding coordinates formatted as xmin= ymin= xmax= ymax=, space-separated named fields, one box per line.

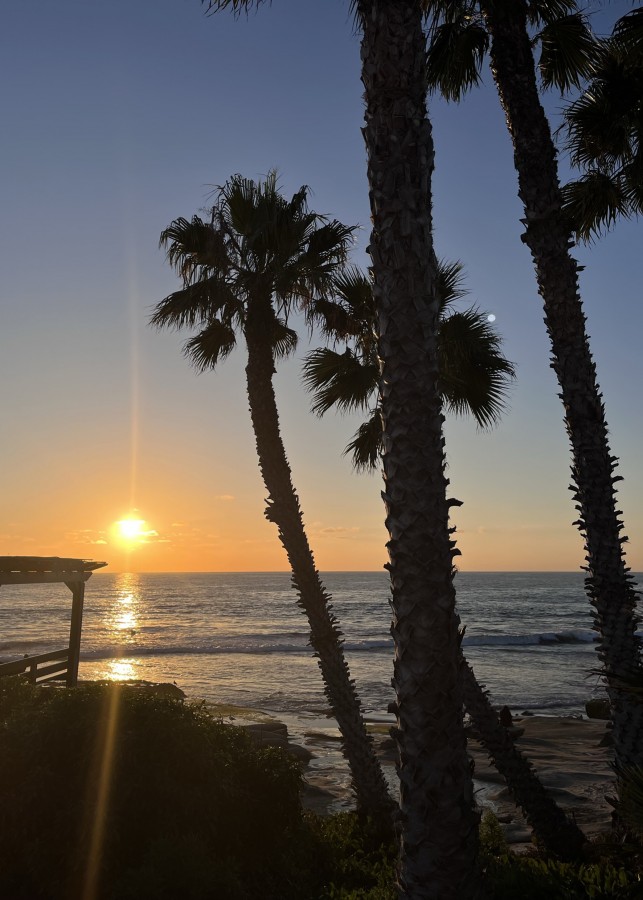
xmin=243 ymin=302 xmax=392 ymax=820
xmin=478 ymin=0 xmax=643 ymax=778
xmin=462 ymin=662 xmax=585 ymax=859
xmin=359 ymin=2 xmax=479 ymax=896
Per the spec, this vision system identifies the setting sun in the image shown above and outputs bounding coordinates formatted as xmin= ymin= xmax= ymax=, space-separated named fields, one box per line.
xmin=115 ymin=517 xmax=146 ymax=542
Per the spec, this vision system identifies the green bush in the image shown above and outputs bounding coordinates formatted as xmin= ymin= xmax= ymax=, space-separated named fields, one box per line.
xmin=312 ymin=813 xmax=397 ymax=899
xmin=483 ymin=855 xmax=640 ymax=899
xmin=0 ymin=679 xmax=303 ymax=899
xmin=478 ymin=812 xmax=640 ymax=899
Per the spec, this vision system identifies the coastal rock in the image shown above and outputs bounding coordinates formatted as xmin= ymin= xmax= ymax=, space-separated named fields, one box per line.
xmin=80 ymin=680 xmax=186 ymax=701
xmin=132 ymin=681 xmax=186 ymax=701
xmin=240 ymin=720 xmax=314 ymax=764
xmin=287 ymin=743 xmax=315 ymax=764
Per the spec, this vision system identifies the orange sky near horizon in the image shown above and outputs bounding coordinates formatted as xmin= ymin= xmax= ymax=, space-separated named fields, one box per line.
xmin=2 ymin=345 xmax=641 ymax=576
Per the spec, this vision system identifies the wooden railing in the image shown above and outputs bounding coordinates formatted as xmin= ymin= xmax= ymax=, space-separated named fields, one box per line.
xmin=0 ymin=649 xmax=69 ymax=684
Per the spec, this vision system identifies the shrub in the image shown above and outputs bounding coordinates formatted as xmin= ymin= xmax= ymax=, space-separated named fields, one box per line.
xmin=0 ymin=680 xmax=302 ymax=899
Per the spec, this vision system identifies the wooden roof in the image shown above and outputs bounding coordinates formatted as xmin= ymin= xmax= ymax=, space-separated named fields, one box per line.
xmin=0 ymin=557 xmax=107 ymax=585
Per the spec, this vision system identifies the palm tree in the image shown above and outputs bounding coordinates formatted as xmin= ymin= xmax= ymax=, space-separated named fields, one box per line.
xmin=152 ymin=173 xmax=392 ymax=819
xmin=305 ymin=262 xmax=587 ymax=858
xmin=561 ymin=8 xmax=643 ymax=240
xmin=303 ymin=260 xmax=516 ymax=471
xmin=355 ymin=3 xmax=480 ymax=895
xmin=424 ymin=0 xmax=643 ymax=791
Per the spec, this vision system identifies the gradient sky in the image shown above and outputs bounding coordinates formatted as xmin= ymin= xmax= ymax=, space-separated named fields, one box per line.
xmin=1 ymin=0 xmax=641 ymax=573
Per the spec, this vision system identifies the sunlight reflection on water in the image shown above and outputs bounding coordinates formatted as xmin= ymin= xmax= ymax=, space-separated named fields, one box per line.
xmin=106 ymin=574 xmax=141 ymax=642
xmin=106 ymin=658 xmax=137 ymax=681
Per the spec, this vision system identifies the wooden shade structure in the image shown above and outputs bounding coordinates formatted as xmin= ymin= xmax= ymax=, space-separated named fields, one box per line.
xmin=0 ymin=556 xmax=107 ymax=686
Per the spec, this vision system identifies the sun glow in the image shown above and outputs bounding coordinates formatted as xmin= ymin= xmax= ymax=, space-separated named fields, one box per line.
xmin=117 ymin=518 xmax=145 ymax=540
xmin=112 ymin=515 xmax=159 ymax=548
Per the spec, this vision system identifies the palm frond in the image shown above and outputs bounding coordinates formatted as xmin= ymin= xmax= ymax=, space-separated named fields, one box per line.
xmin=183 ymin=319 xmax=237 ymax=371
xmin=538 ymin=13 xmax=599 ymax=93
xmin=436 ymin=258 xmax=468 ymax=311
xmin=564 ymin=93 xmax=633 ymax=169
xmin=309 ymin=297 xmax=358 ymax=342
xmin=202 ymin=0 xmax=266 ymax=13
xmin=558 ymin=19 xmax=643 ymax=240
xmin=526 ymin=0 xmax=577 ymax=28
xmin=613 ymin=8 xmax=643 ymax=61
xmin=270 ymin=317 xmax=298 ymax=360
xmin=279 ymin=219 xmax=356 ymax=310
xmin=623 ymin=152 xmax=643 ymax=215
xmin=426 ymin=17 xmax=488 ymax=101
xmin=438 ymin=308 xmax=516 ymax=429
xmin=159 ymin=216 xmax=229 ymax=281
xmin=150 ymin=277 xmax=240 ymax=331
xmin=562 ymin=170 xmax=630 ymax=241
xmin=320 ymin=267 xmax=376 ymax=341
xmin=309 ymin=268 xmax=378 ymax=359
xmin=562 ymin=47 xmax=641 ymax=168
xmin=220 ymin=173 xmax=267 ymax=243
xmin=423 ymin=2 xmax=478 ymax=26
xmin=345 ymin=409 xmax=383 ymax=473
xmin=333 ymin=267 xmax=374 ymax=315
xmin=303 ymin=348 xmax=378 ymax=416
xmin=302 ymin=220 xmax=355 ymax=266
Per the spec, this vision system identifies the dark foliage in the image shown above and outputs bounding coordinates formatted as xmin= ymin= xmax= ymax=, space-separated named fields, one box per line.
xmin=1 ymin=680 xmax=640 ymax=897
xmin=0 ymin=680 xmax=303 ymax=899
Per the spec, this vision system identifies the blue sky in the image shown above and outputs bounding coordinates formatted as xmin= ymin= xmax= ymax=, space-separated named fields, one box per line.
xmin=1 ymin=0 xmax=641 ymax=572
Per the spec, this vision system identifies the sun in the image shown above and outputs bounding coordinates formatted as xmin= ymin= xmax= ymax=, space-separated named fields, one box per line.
xmin=117 ymin=518 xmax=145 ymax=540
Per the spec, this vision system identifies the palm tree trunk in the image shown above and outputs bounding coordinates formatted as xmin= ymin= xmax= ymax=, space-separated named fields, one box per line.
xmin=462 ymin=661 xmax=586 ymax=859
xmin=243 ymin=301 xmax=392 ymax=820
xmin=478 ymin=0 xmax=643 ymax=780
xmin=359 ymin=2 xmax=479 ymax=896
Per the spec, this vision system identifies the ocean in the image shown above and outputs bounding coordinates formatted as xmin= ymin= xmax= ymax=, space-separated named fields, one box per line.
xmin=1 ymin=570 xmax=634 ymax=720
xmin=2 ymin=570 xmax=637 ymax=806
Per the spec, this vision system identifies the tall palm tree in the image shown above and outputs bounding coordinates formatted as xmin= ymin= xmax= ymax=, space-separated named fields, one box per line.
xmin=152 ymin=173 xmax=392 ymax=819
xmin=354 ymin=3 xmax=481 ymax=895
xmin=424 ymin=0 xmax=643 ymax=789
xmin=303 ymin=260 xmax=516 ymax=471
xmin=561 ymin=7 xmax=643 ymax=240
xmin=305 ymin=261 xmax=587 ymax=858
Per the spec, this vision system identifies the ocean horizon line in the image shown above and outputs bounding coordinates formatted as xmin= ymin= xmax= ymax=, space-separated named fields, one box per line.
xmin=89 ymin=569 xmax=606 ymax=576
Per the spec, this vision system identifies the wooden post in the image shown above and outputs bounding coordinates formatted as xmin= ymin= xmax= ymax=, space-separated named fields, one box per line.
xmin=66 ymin=580 xmax=85 ymax=687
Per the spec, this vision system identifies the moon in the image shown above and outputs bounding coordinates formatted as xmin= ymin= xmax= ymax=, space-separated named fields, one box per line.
xmin=487 ymin=313 xmax=496 ymax=323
